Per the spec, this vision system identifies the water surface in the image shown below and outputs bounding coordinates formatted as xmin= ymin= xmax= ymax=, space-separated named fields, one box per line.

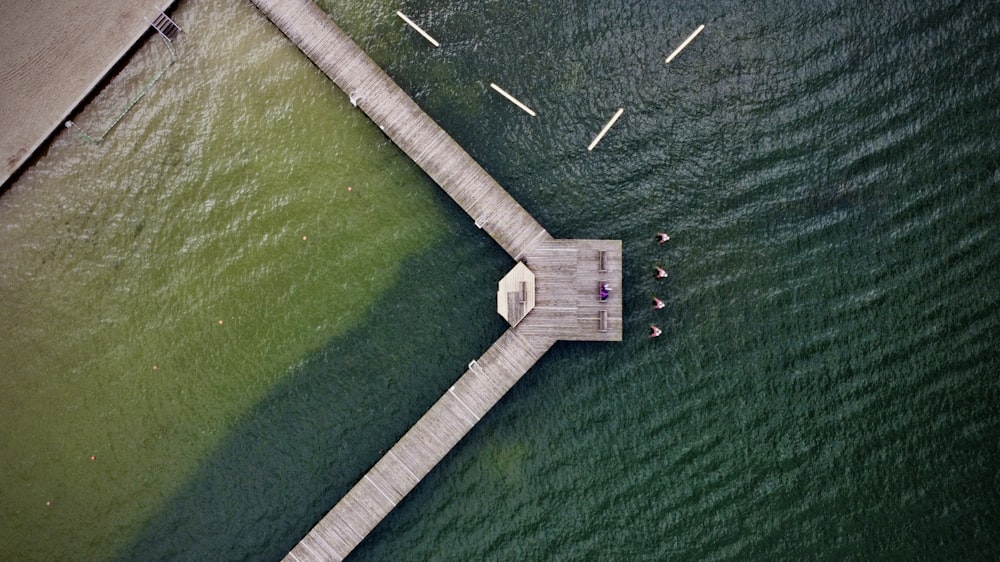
xmin=2 ymin=0 xmax=998 ymax=560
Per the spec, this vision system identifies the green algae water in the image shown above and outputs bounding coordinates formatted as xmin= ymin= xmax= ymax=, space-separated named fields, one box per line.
xmin=0 ymin=1 xmax=451 ymax=559
xmin=3 ymin=0 xmax=1000 ymax=560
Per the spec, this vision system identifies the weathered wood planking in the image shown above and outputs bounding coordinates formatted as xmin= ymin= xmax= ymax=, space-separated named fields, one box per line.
xmin=283 ymin=330 xmax=553 ymax=562
xmin=250 ymin=0 xmax=550 ymax=261
xmin=247 ymin=1 xmax=624 ymax=560
xmin=497 ymin=262 xmax=536 ymax=326
xmin=519 ymin=239 xmax=623 ymax=341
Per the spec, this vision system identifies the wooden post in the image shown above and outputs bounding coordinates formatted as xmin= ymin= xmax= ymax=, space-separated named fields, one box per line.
xmin=665 ymin=24 xmax=705 ymax=63
xmin=396 ymin=11 xmax=440 ymax=47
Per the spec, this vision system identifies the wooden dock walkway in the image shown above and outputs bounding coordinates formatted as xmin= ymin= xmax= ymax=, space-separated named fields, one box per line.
xmin=248 ymin=1 xmax=623 ymax=559
xmin=286 ymin=329 xmax=553 ymax=562
xmin=250 ymin=0 xmax=549 ymax=261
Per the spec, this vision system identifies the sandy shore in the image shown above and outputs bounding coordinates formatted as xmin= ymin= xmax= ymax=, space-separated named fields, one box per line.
xmin=0 ymin=0 xmax=176 ymax=187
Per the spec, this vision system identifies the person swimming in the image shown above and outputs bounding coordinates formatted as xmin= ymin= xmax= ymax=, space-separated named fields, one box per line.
xmin=653 ymin=297 xmax=665 ymax=309
xmin=657 ymin=233 xmax=670 ymax=243
xmin=649 ymin=325 xmax=662 ymax=337
xmin=655 ymin=267 xmax=668 ymax=278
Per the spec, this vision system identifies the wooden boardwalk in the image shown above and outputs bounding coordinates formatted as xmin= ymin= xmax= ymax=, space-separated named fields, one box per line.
xmin=0 ymin=0 xmax=177 ymax=187
xmin=519 ymin=238 xmax=623 ymax=341
xmin=285 ymin=330 xmax=553 ymax=562
xmin=250 ymin=0 xmax=549 ymax=261
xmin=249 ymin=1 xmax=623 ymax=560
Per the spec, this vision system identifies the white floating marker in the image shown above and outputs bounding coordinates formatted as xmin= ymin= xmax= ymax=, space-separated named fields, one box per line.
xmin=489 ymin=83 xmax=537 ymax=116
xmin=588 ymin=108 xmax=624 ymax=151
xmin=396 ymin=11 xmax=440 ymax=47
xmin=665 ymin=24 xmax=705 ymax=63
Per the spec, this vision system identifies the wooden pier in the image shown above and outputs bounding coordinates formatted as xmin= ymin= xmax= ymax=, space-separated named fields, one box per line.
xmin=249 ymin=0 xmax=623 ymax=559
xmin=250 ymin=0 xmax=548 ymax=261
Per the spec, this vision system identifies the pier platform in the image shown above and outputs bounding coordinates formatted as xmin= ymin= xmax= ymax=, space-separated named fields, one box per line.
xmin=247 ymin=1 xmax=623 ymax=559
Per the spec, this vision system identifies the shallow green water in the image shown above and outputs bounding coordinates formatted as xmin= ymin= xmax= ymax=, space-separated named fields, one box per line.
xmin=2 ymin=0 xmax=999 ymax=560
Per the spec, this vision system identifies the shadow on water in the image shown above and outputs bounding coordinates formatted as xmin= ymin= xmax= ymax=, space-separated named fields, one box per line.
xmin=116 ymin=220 xmax=511 ymax=562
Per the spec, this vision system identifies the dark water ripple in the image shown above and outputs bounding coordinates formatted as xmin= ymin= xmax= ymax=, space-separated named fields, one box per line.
xmin=343 ymin=1 xmax=998 ymax=561
xmin=105 ymin=0 xmax=1000 ymax=559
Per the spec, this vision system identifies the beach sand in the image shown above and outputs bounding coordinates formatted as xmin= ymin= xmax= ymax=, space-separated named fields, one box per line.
xmin=0 ymin=0 xmax=176 ymax=187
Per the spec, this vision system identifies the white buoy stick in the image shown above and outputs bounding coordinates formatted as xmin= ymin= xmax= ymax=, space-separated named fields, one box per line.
xmin=490 ymin=83 xmax=537 ymax=116
xmin=396 ymin=11 xmax=440 ymax=47
xmin=587 ymin=108 xmax=624 ymax=151
xmin=665 ymin=24 xmax=705 ymax=63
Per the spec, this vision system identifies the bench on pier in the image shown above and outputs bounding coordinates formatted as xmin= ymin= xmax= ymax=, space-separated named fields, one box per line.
xmin=598 ymin=250 xmax=608 ymax=272
xmin=599 ymin=310 xmax=608 ymax=332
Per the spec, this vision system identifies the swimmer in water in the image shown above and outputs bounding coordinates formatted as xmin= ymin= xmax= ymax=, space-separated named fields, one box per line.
xmin=653 ymin=297 xmax=665 ymax=309
xmin=657 ymin=233 xmax=670 ymax=243
xmin=655 ymin=267 xmax=668 ymax=278
xmin=649 ymin=325 xmax=662 ymax=337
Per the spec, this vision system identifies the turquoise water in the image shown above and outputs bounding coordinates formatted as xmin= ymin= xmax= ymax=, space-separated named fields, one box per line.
xmin=3 ymin=0 xmax=999 ymax=560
